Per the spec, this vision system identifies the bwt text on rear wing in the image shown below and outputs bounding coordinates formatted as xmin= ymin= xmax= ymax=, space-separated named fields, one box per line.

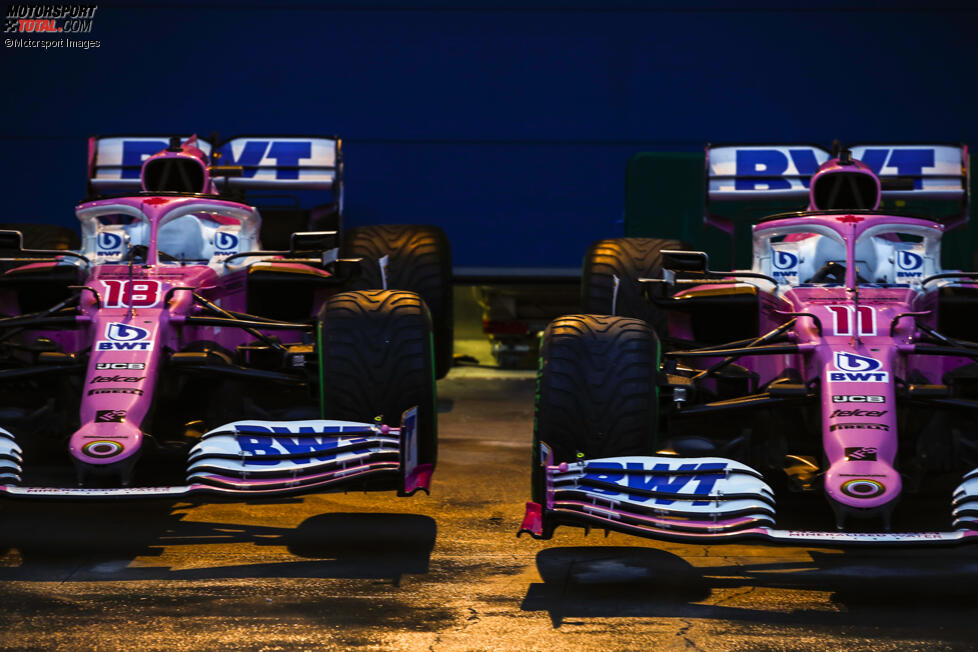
xmin=86 ymin=134 xmax=343 ymax=196
xmin=706 ymin=142 xmax=969 ymax=228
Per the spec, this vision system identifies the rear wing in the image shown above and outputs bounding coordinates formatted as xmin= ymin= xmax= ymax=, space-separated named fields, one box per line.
xmin=87 ymin=133 xmax=342 ymax=196
xmin=87 ymin=135 xmax=211 ymax=195
xmin=706 ymin=142 xmax=970 ymax=228
xmin=86 ymin=134 xmax=344 ymax=249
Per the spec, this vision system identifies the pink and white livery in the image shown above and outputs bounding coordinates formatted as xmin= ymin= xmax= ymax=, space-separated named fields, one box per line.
xmin=521 ymin=143 xmax=978 ymax=545
xmin=0 ymin=135 xmax=438 ymax=499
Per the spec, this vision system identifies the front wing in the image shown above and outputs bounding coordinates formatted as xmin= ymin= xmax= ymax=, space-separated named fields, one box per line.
xmin=0 ymin=408 xmax=432 ymax=500
xmin=519 ymin=444 xmax=978 ymax=546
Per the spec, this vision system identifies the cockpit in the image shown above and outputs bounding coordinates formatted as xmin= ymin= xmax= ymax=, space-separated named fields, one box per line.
xmin=77 ymin=198 xmax=261 ymax=268
xmin=753 ymin=216 xmax=941 ymax=288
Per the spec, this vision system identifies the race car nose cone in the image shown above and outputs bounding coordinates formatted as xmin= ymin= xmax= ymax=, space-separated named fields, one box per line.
xmin=69 ymin=420 xmax=143 ymax=466
xmin=825 ymin=459 xmax=902 ymax=509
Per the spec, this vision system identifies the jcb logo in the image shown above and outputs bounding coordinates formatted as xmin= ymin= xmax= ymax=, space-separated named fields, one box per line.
xmin=832 ymin=395 xmax=885 ymax=403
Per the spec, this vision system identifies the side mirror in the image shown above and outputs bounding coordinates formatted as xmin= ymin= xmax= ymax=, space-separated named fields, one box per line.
xmin=290 ymin=231 xmax=338 ymax=254
xmin=331 ymin=257 xmax=362 ymax=281
xmin=661 ymin=250 xmax=709 ymax=273
xmin=0 ymin=230 xmax=24 ymax=251
xmin=208 ymin=165 xmax=244 ymax=178
xmin=880 ymin=177 xmax=915 ymax=191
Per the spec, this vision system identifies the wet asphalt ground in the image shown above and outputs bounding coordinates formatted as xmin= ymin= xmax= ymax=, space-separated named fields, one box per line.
xmin=1 ymin=291 xmax=978 ymax=651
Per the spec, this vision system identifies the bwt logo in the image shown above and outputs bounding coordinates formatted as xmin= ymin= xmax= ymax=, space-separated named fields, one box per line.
xmin=772 ymin=250 xmax=798 ymax=279
xmin=215 ymin=231 xmax=239 ymax=251
xmin=583 ymin=461 xmax=728 ymax=506
xmin=735 ymin=148 xmax=937 ymax=190
xmin=773 ymin=250 xmax=798 ymax=270
xmin=106 ymin=323 xmax=149 ymax=342
xmin=834 ymin=352 xmax=881 ymax=372
xmin=96 ymin=322 xmax=153 ymax=351
xmin=896 ymin=250 xmax=924 ymax=279
xmin=829 ymin=352 xmax=888 ymax=383
xmin=237 ymin=435 xmax=368 ymax=466
xmin=97 ymin=232 xmax=123 ymax=252
xmin=120 ymin=140 xmax=313 ymax=180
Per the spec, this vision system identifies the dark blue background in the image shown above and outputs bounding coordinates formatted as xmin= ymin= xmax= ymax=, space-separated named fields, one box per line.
xmin=2 ymin=2 xmax=975 ymax=269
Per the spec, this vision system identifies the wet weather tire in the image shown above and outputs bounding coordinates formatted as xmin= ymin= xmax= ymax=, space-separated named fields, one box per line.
xmin=343 ymin=225 xmax=453 ymax=379
xmin=533 ymin=314 xmax=660 ymax=501
xmin=318 ymin=290 xmax=437 ymax=467
xmin=582 ymin=237 xmax=684 ymax=334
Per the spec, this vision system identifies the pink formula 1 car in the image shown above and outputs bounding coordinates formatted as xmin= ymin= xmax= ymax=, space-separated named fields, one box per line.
xmin=0 ymin=136 xmax=443 ymax=499
xmin=522 ymin=145 xmax=978 ymax=545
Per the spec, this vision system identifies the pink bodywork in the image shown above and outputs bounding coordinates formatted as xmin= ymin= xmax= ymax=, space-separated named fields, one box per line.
xmin=521 ymin=149 xmax=978 ymax=544
xmin=763 ymin=213 xmax=935 ymax=510
xmin=49 ymin=194 xmax=324 ymax=472
xmin=808 ymin=155 xmax=881 ymax=210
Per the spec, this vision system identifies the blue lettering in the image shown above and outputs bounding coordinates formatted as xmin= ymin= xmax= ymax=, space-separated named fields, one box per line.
xmin=583 ymin=462 xmax=625 ymax=496
xmin=789 ymin=149 xmax=821 ymax=188
xmin=278 ymin=435 xmax=368 ymax=463
xmin=858 ymin=149 xmax=889 ymax=175
xmin=97 ymin=342 xmax=151 ymax=351
xmin=584 ymin=462 xmax=728 ymax=505
xmin=887 ymin=149 xmax=934 ymax=189
xmin=278 ymin=435 xmax=331 ymax=464
xmin=626 ymin=462 xmax=696 ymax=504
xmin=829 ymin=371 xmax=888 ymax=382
xmin=238 ymin=436 xmax=280 ymax=466
xmin=121 ymin=141 xmax=168 ymax=178
xmin=215 ymin=141 xmax=269 ymax=179
xmin=266 ymin=141 xmax=312 ymax=179
xmin=688 ymin=462 xmax=726 ymax=505
xmin=735 ymin=150 xmax=790 ymax=190
xmin=691 ymin=462 xmax=726 ymax=489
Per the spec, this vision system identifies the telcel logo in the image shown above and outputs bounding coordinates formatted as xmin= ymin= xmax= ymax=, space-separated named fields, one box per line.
xmin=829 ymin=352 xmax=888 ymax=383
xmin=829 ymin=409 xmax=886 ymax=418
xmin=96 ymin=323 xmax=153 ymax=351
